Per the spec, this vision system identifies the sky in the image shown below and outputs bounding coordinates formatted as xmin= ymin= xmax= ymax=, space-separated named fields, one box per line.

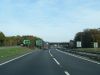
xmin=0 ymin=0 xmax=100 ymax=42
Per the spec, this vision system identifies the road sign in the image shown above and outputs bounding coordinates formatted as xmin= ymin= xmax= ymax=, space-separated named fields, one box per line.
xmin=23 ymin=40 xmax=31 ymax=45
xmin=36 ymin=40 xmax=43 ymax=46
xmin=77 ymin=41 xmax=82 ymax=47
xmin=94 ymin=42 xmax=98 ymax=48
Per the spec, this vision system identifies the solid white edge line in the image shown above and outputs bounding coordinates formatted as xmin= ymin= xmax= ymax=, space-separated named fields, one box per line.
xmin=57 ymin=49 xmax=100 ymax=65
xmin=0 ymin=51 xmax=33 ymax=66
xmin=64 ymin=71 xmax=70 ymax=75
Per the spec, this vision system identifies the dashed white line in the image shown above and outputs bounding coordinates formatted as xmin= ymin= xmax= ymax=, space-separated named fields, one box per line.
xmin=49 ymin=50 xmax=70 ymax=75
xmin=64 ymin=71 xmax=70 ymax=75
xmin=0 ymin=52 xmax=33 ymax=66
xmin=49 ymin=50 xmax=61 ymax=66
xmin=53 ymin=58 xmax=60 ymax=65
xmin=57 ymin=49 xmax=100 ymax=65
xmin=49 ymin=50 xmax=53 ymax=57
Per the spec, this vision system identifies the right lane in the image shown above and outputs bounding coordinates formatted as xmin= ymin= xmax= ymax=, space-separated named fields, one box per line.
xmin=50 ymin=49 xmax=100 ymax=75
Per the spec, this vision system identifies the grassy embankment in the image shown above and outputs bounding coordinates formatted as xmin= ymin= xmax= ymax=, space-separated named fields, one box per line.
xmin=0 ymin=46 xmax=33 ymax=63
xmin=75 ymin=48 xmax=100 ymax=54
xmin=73 ymin=48 xmax=100 ymax=61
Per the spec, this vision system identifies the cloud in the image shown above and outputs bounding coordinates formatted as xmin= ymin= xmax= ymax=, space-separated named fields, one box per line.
xmin=0 ymin=0 xmax=100 ymax=42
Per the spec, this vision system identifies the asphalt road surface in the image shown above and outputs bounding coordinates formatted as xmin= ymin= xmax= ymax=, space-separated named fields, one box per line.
xmin=0 ymin=49 xmax=100 ymax=75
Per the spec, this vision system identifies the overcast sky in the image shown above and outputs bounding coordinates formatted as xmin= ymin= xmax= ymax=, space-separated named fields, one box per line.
xmin=0 ymin=0 xmax=100 ymax=42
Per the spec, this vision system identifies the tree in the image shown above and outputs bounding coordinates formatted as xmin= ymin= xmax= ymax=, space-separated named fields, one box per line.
xmin=74 ymin=28 xmax=100 ymax=48
xmin=0 ymin=32 xmax=5 ymax=46
xmin=0 ymin=31 xmax=42 ymax=48
xmin=82 ymin=29 xmax=93 ymax=48
xmin=74 ymin=32 xmax=83 ymax=48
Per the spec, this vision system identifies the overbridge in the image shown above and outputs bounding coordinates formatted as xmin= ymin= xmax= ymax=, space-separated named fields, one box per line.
xmin=49 ymin=42 xmax=69 ymax=49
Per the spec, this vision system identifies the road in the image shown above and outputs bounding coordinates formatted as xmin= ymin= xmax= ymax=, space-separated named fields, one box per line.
xmin=0 ymin=49 xmax=100 ymax=75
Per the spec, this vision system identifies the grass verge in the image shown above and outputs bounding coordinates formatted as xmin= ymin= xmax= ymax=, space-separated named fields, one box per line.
xmin=74 ymin=48 xmax=100 ymax=54
xmin=0 ymin=46 xmax=33 ymax=63
xmin=72 ymin=48 xmax=100 ymax=61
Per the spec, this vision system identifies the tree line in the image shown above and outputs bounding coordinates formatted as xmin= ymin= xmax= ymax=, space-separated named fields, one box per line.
xmin=0 ymin=31 xmax=41 ymax=48
xmin=73 ymin=28 xmax=100 ymax=48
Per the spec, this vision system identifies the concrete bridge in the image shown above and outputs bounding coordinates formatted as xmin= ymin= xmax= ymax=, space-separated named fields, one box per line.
xmin=49 ymin=42 xmax=69 ymax=49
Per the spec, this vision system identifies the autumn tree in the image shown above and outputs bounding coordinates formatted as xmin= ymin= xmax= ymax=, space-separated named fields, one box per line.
xmin=0 ymin=31 xmax=42 ymax=48
xmin=74 ymin=28 xmax=100 ymax=48
xmin=0 ymin=32 xmax=5 ymax=46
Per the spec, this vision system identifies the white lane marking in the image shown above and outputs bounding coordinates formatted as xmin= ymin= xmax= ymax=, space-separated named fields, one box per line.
xmin=49 ymin=50 xmax=61 ymax=66
xmin=50 ymin=50 xmax=70 ymax=75
xmin=57 ymin=49 xmax=100 ymax=65
xmin=0 ymin=52 xmax=33 ymax=66
xmin=64 ymin=71 xmax=70 ymax=75
xmin=49 ymin=50 xmax=53 ymax=57
xmin=53 ymin=58 xmax=60 ymax=65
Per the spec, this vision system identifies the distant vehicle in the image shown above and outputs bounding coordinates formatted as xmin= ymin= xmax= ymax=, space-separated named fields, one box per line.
xmin=43 ymin=42 xmax=49 ymax=50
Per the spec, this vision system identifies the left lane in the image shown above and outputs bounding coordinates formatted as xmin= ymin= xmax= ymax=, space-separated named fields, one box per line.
xmin=0 ymin=50 xmax=65 ymax=75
